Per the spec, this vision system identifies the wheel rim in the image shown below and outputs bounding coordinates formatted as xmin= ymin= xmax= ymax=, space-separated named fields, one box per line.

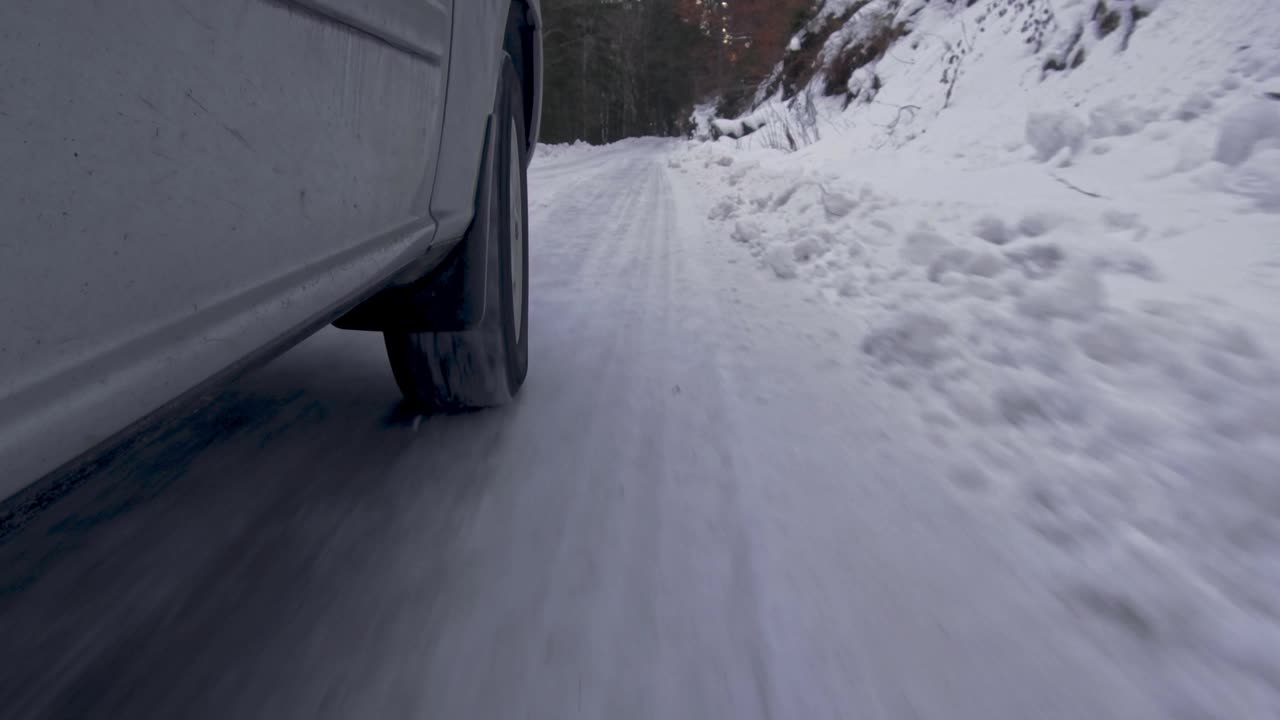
xmin=509 ymin=120 xmax=524 ymax=340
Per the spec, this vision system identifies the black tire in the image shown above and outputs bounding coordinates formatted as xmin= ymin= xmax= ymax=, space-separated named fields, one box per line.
xmin=383 ymin=56 xmax=529 ymax=411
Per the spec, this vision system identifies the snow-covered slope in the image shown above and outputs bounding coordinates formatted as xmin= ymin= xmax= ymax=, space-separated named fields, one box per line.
xmin=682 ymin=0 xmax=1280 ymax=715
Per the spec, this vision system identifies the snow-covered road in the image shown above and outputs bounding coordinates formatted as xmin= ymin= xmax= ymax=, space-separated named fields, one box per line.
xmin=0 ymin=141 xmax=1172 ymax=719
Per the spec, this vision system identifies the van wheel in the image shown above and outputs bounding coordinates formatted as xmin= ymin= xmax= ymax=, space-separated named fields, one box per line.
xmin=383 ymin=56 xmax=529 ymax=410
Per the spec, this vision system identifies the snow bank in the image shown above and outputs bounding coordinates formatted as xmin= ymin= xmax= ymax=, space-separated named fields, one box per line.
xmin=534 ymin=140 xmax=596 ymax=163
xmin=685 ymin=0 xmax=1280 ymax=713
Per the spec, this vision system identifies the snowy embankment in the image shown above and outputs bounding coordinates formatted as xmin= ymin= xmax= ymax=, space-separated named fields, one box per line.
xmin=531 ymin=140 xmax=596 ymax=163
xmin=680 ymin=0 xmax=1280 ymax=714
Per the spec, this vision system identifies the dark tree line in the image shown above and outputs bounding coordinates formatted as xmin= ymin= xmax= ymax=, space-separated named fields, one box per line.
xmin=540 ymin=0 xmax=815 ymax=144
xmin=540 ymin=0 xmax=708 ymax=143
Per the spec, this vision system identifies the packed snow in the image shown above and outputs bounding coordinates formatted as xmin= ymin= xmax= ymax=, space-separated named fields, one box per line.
xmin=670 ymin=0 xmax=1280 ymax=715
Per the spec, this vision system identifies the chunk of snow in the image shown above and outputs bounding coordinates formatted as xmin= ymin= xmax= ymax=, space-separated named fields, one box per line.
xmin=764 ymin=245 xmax=798 ymax=279
xmin=821 ymin=190 xmax=857 ymax=219
xmin=1017 ymin=264 xmax=1106 ymax=321
xmin=973 ymin=215 xmax=1013 ymax=245
xmin=1213 ymin=101 xmax=1280 ymax=165
xmin=928 ymin=249 xmax=976 ymax=282
xmin=1176 ymin=92 xmax=1215 ymax=122
xmin=1016 ymin=213 xmax=1059 ymax=238
xmin=1026 ymin=111 xmax=1087 ymax=162
xmin=708 ymin=198 xmax=740 ymax=221
xmin=711 ymin=114 xmax=767 ymax=140
xmin=1089 ymin=101 xmax=1153 ymax=139
xmin=727 ymin=162 xmax=758 ymax=187
xmin=730 ymin=220 xmax=762 ymax=245
xmin=847 ymin=67 xmax=881 ymax=103
xmin=900 ymin=229 xmax=951 ymax=265
xmin=792 ymin=231 xmax=827 ymax=262
xmin=965 ymin=251 xmax=1009 ymax=278
xmin=862 ymin=312 xmax=952 ymax=368
xmin=1006 ymin=244 xmax=1065 ymax=280
xmin=712 ymin=118 xmax=745 ymax=137
xmin=928 ymin=249 xmax=1008 ymax=282
xmin=1219 ymin=147 xmax=1280 ymax=210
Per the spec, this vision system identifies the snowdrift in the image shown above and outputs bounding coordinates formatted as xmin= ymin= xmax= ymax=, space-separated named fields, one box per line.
xmin=682 ymin=0 xmax=1280 ymax=714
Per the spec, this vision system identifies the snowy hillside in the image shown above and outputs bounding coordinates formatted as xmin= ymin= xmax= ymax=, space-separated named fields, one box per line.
xmin=678 ymin=0 xmax=1280 ymax=715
